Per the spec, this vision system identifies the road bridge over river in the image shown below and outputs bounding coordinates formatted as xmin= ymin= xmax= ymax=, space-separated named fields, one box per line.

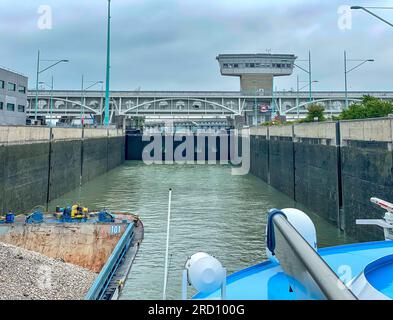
xmin=27 ymin=90 xmax=393 ymax=124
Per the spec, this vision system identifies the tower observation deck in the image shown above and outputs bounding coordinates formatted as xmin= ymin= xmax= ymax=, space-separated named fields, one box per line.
xmin=216 ymin=53 xmax=297 ymax=95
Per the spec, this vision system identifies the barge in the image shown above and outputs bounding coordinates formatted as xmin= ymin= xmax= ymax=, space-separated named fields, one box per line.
xmin=0 ymin=205 xmax=144 ymax=300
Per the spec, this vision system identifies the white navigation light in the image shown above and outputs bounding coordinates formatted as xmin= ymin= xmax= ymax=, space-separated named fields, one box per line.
xmin=266 ymin=208 xmax=317 ymax=262
xmin=282 ymin=208 xmax=317 ymax=250
xmin=182 ymin=252 xmax=227 ymax=299
xmin=186 ymin=252 xmax=225 ymax=293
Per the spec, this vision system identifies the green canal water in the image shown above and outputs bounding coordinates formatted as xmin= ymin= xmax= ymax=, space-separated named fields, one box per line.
xmin=48 ymin=161 xmax=353 ymax=300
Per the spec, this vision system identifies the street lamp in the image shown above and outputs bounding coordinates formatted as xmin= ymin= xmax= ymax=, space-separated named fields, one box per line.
xmin=80 ymin=77 xmax=104 ymax=126
xmin=351 ymin=6 xmax=393 ymax=28
xmin=104 ymin=0 xmax=111 ymax=127
xmin=294 ymin=50 xmax=313 ymax=102
xmin=296 ymin=76 xmax=318 ymax=119
xmin=344 ymin=51 xmax=374 ymax=109
xmin=34 ymin=50 xmax=68 ymax=122
xmin=38 ymin=76 xmax=54 ymax=127
xmin=251 ymin=80 xmax=260 ymax=126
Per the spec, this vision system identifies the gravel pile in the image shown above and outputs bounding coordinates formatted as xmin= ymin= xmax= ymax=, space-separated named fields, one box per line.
xmin=0 ymin=241 xmax=97 ymax=300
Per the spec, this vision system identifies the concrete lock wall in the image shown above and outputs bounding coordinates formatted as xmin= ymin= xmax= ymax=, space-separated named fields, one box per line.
xmin=49 ymin=139 xmax=82 ymax=202
xmin=249 ymin=118 xmax=393 ymax=242
xmin=1 ymin=142 xmax=50 ymax=213
xmin=340 ymin=119 xmax=393 ymax=241
xmin=293 ymin=122 xmax=340 ymax=225
xmin=0 ymin=126 xmax=125 ymax=213
xmin=250 ymin=127 xmax=269 ymax=182
xmin=126 ymin=133 xmax=228 ymax=162
xmin=108 ymin=129 xmax=126 ymax=171
xmin=268 ymin=125 xmax=295 ymax=198
xmin=126 ymin=133 xmax=148 ymax=161
xmin=82 ymin=137 xmax=109 ymax=184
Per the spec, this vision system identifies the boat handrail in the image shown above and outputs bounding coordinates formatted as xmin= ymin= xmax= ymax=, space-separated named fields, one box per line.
xmin=273 ymin=214 xmax=358 ymax=300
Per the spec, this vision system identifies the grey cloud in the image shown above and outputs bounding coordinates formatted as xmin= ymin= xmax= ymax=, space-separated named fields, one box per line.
xmin=0 ymin=0 xmax=392 ymax=92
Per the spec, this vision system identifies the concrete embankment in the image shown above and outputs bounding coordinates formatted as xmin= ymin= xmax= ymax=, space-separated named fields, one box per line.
xmin=0 ymin=126 xmax=125 ymax=213
xmin=0 ymin=241 xmax=96 ymax=300
xmin=247 ymin=118 xmax=393 ymax=242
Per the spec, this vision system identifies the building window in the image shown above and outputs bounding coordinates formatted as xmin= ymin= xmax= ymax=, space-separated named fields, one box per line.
xmin=0 ymin=80 xmax=4 ymax=89
xmin=18 ymin=105 xmax=25 ymax=112
xmin=18 ymin=85 xmax=26 ymax=94
xmin=8 ymin=82 xmax=16 ymax=91
xmin=7 ymin=103 xmax=15 ymax=111
xmin=0 ymin=102 xmax=3 ymax=110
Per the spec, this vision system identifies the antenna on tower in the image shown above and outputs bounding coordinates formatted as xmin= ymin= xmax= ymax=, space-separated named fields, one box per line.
xmin=266 ymin=49 xmax=272 ymax=54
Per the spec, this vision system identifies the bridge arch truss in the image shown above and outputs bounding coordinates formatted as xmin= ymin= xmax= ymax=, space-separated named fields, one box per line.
xmin=26 ymin=90 xmax=393 ymax=120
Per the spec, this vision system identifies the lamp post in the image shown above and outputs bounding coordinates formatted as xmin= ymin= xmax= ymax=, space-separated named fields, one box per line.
xmin=34 ymin=50 xmax=68 ymax=122
xmin=271 ymin=77 xmax=275 ymax=120
xmin=81 ymin=75 xmax=84 ymax=126
xmin=100 ymin=81 xmax=104 ymax=125
xmin=104 ymin=0 xmax=111 ymax=127
xmin=308 ymin=51 xmax=312 ymax=103
xmin=351 ymin=6 xmax=393 ymax=28
xmin=251 ymin=80 xmax=260 ymax=126
xmin=296 ymin=76 xmax=319 ymax=119
xmin=39 ymin=76 xmax=54 ymax=127
xmin=81 ymin=79 xmax=104 ymax=126
xmin=294 ymin=50 xmax=313 ymax=103
xmin=344 ymin=51 xmax=374 ymax=109
xmin=254 ymin=88 xmax=258 ymax=126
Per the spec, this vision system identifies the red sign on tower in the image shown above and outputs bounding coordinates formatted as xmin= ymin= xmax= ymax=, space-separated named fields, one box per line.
xmin=260 ymin=105 xmax=269 ymax=113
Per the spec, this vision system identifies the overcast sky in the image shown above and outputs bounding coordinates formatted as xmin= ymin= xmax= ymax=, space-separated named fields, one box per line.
xmin=1 ymin=0 xmax=392 ymax=91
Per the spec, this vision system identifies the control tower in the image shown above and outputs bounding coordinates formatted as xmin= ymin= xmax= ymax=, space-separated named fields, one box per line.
xmin=216 ymin=53 xmax=297 ymax=95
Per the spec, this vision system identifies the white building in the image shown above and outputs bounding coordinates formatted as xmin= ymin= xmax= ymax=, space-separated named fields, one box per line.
xmin=216 ymin=53 xmax=297 ymax=95
xmin=0 ymin=67 xmax=28 ymax=125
